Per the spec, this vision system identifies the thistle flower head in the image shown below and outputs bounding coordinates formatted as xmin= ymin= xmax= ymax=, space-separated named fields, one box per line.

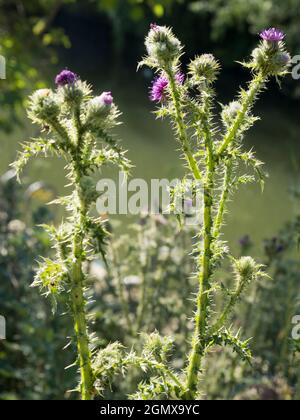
xmin=239 ymin=235 xmax=252 ymax=250
xmin=175 ymin=72 xmax=185 ymax=84
xmin=144 ymin=24 xmax=182 ymax=68
xmin=264 ymin=237 xmax=286 ymax=260
xmin=55 ymin=70 xmax=90 ymax=108
xmin=260 ymin=28 xmax=285 ymax=43
xmin=246 ymin=29 xmax=291 ymax=77
xmin=233 ymin=256 xmax=265 ymax=290
xmin=188 ymin=54 xmax=220 ymax=85
xmin=150 ymin=75 xmax=168 ymax=102
xmin=150 ymin=72 xmax=185 ymax=103
xmin=271 ymin=51 xmax=291 ymax=68
xmin=250 ymin=44 xmax=291 ymax=76
xmin=150 ymin=23 xmax=159 ymax=31
xmin=141 ymin=332 xmax=173 ymax=363
xmin=86 ymin=91 xmax=115 ymax=127
xmin=29 ymin=88 xmax=60 ymax=123
xmin=55 ymin=69 xmax=78 ymax=87
xmin=222 ymin=101 xmax=243 ymax=127
xmin=98 ymin=91 xmax=114 ymax=106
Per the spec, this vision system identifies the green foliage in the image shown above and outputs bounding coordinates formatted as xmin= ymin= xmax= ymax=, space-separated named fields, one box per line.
xmin=0 ymin=173 xmax=75 ymax=400
xmin=12 ymin=72 xmax=129 ymax=399
xmin=0 ymin=0 xmax=74 ymax=131
xmin=106 ymin=213 xmax=195 ymax=338
xmin=201 ymin=211 xmax=300 ymax=400
xmin=93 ymin=333 xmax=182 ymax=400
xmin=138 ymin=24 xmax=290 ymax=400
xmin=188 ymin=0 xmax=300 ymax=44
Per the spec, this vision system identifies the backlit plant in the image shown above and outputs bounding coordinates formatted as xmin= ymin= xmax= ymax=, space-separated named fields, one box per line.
xmin=12 ymin=70 xmax=131 ymax=400
xmin=131 ymin=25 xmax=291 ymax=399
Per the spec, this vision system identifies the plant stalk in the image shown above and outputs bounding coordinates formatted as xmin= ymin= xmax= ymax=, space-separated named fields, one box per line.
xmin=70 ymin=109 xmax=94 ymax=400
xmin=217 ymin=74 xmax=265 ymax=156
xmin=70 ymin=192 xmax=94 ymax=400
xmin=184 ymin=129 xmax=215 ymax=399
xmin=166 ymin=69 xmax=202 ymax=181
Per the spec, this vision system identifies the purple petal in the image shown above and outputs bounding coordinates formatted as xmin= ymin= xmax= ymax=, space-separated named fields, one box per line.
xmin=260 ymin=28 xmax=285 ymax=42
xmin=55 ymin=69 xmax=78 ymax=87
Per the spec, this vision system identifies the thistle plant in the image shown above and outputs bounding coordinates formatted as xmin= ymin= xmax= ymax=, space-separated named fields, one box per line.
xmin=12 ymin=70 xmax=130 ymax=400
xmin=137 ymin=25 xmax=291 ymax=399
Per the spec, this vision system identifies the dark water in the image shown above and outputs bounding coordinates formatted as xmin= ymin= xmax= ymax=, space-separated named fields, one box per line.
xmin=1 ymin=77 xmax=299 ymax=257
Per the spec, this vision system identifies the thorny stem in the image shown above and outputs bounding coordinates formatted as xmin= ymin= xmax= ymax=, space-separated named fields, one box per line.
xmin=184 ymin=94 xmax=215 ymax=399
xmin=217 ymin=73 xmax=266 ymax=157
xmin=124 ymin=356 xmax=183 ymax=390
xmin=167 ymin=73 xmax=216 ymax=399
xmin=210 ymin=283 xmax=243 ymax=336
xmin=49 ymin=118 xmax=72 ymax=149
xmin=69 ymin=112 xmax=94 ymax=400
xmin=213 ymin=161 xmax=232 ymax=239
xmin=166 ymin=70 xmax=202 ymax=181
xmin=70 ymin=198 xmax=94 ymax=400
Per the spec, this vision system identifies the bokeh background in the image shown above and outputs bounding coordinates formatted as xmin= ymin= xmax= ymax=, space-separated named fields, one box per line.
xmin=1 ymin=0 xmax=300 ymax=248
xmin=0 ymin=0 xmax=300 ymax=400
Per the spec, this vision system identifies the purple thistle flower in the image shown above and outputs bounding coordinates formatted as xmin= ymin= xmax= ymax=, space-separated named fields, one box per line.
xmin=55 ymin=69 xmax=78 ymax=87
xmin=150 ymin=72 xmax=185 ymax=103
xmin=239 ymin=235 xmax=252 ymax=249
xmin=150 ymin=23 xmax=159 ymax=31
xmin=99 ymin=91 xmax=114 ymax=106
xmin=150 ymin=75 xmax=169 ymax=103
xmin=260 ymin=28 xmax=285 ymax=43
xmin=175 ymin=72 xmax=185 ymax=84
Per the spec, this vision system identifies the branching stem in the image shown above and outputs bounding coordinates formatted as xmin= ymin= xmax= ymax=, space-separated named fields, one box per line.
xmin=217 ymin=73 xmax=266 ymax=157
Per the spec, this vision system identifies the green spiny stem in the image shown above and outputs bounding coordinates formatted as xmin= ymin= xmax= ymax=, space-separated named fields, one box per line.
xmin=123 ymin=356 xmax=183 ymax=391
xmin=209 ymin=285 xmax=243 ymax=336
xmin=166 ymin=69 xmax=202 ymax=181
xmin=184 ymin=135 xmax=215 ymax=400
xmin=49 ymin=119 xmax=73 ymax=151
xmin=178 ymin=94 xmax=214 ymax=399
xmin=182 ymin=87 xmax=216 ymax=400
xmin=217 ymin=73 xmax=266 ymax=157
xmin=164 ymin=79 xmax=216 ymax=399
xmin=70 ymin=187 xmax=94 ymax=400
xmin=213 ymin=162 xmax=232 ymax=239
xmin=69 ymin=110 xmax=94 ymax=400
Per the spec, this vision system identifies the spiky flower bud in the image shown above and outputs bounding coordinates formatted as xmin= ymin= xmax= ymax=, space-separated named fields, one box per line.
xmin=55 ymin=69 xmax=77 ymax=87
xmin=58 ymin=82 xmax=84 ymax=107
xmin=29 ymin=88 xmax=60 ymax=123
xmin=85 ymin=91 xmax=114 ymax=126
xmin=145 ymin=24 xmax=182 ymax=67
xmin=233 ymin=256 xmax=264 ymax=291
xmin=249 ymin=29 xmax=291 ymax=76
xmin=271 ymin=51 xmax=291 ymax=71
xmin=55 ymin=70 xmax=90 ymax=108
xmin=188 ymin=54 xmax=220 ymax=86
xmin=221 ymin=101 xmax=243 ymax=127
xmin=142 ymin=332 xmax=173 ymax=363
